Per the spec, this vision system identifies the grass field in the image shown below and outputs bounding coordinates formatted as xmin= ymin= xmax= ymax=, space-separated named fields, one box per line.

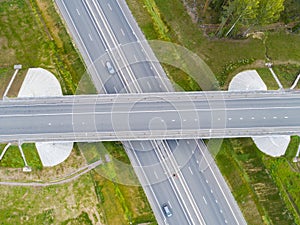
xmin=0 ymin=0 xmax=86 ymax=95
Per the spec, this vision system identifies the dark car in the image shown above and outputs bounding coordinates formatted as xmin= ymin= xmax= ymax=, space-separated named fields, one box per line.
xmin=162 ymin=203 xmax=173 ymax=217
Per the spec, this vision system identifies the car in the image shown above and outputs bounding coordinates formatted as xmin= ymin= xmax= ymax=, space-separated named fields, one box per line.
xmin=105 ymin=61 xmax=115 ymax=74
xmin=162 ymin=203 xmax=173 ymax=217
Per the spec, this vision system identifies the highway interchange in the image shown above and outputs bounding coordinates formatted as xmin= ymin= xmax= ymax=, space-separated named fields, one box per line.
xmin=53 ymin=1 xmax=247 ymax=224
xmin=3 ymin=0 xmax=253 ymax=224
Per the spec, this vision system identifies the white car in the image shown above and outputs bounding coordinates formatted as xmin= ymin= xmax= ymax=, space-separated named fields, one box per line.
xmin=105 ymin=61 xmax=115 ymax=74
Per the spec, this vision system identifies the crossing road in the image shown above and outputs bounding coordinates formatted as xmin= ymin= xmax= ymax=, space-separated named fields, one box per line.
xmin=1 ymin=90 xmax=299 ymax=143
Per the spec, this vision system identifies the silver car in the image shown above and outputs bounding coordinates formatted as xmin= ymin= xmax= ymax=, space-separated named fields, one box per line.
xmin=105 ymin=61 xmax=115 ymax=74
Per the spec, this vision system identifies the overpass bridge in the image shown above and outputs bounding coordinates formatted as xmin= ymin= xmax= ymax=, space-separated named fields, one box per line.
xmin=0 ymin=90 xmax=299 ymax=143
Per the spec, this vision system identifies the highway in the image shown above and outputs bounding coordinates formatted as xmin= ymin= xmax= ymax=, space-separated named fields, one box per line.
xmin=53 ymin=0 xmax=246 ymax=224
xmin=1 ymin=91 xmax=300 ymax=142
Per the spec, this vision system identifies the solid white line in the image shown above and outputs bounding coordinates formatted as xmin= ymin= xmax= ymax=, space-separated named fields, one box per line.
xmin=196 ymin=140 xmax=241 ymax=224
xmin=3 ymin=69 xmax=19 ymax=98
xmin=59 ymin=0 xmax=106 ymax=93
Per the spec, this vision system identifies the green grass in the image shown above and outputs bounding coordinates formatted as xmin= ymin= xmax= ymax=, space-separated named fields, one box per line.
xmin=216 ymin=139 xmax=297 ymax=225
xmin=91 ymin=171 xmax=157 ymax=225
xmin=0 ymin=144 xmax=42 ymax=170
xmin=0 ymin=173 xmax=101 ymax=224
xmin=0 ymin=0 xmax=87 ymax=95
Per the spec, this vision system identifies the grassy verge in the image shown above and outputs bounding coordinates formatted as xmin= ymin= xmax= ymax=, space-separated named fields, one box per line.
xmin=92 ymin=168 xmax=156 ymax=225
xmin=0 ymin=0 xmax=87 ymax=95
xmin=0 ymin=144 xmax=42 ymax=170
xmin=216 ymin=139 xmax=297 ymax=225
xmin=0 ymin=173 xmax=100 ymax=224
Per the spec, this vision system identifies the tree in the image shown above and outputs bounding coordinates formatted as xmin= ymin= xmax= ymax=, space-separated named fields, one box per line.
xmin=217 ymin=0 xmax=285 ymax=37
xmin=256 ymin=0 xmax=285 ymax=25
xmin=218 ymin=0 xmax=259 ymax=37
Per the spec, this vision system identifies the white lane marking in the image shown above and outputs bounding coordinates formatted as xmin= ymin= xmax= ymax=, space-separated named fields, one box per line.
xmin=217 ymin=118 xmax=220 ymax=120
xmin=107 ymin=3 xmax=112 ymax=11
xmin=88 ymin=33 xmax=93 ymax=41
xmin=76 ymin=8 xmax=80 ymax=16
xmin=172 ymin=119 xmax=175 ymax=122
xmin=183 ymin=119 xmax=187 ymax=122
xmin=168 ymin=201 xmax=173 ymax=209
xmin=133 ymin=54 xmax=138 ymax=62
xmin=48 ymin=122 xmax=51 ymax=126
xmin=284 ymin=116 xmax=289 ymax=119
xmin=228 ymin=118 xmax=232 ymax=120
xmin=215 ymin=199 xmax=218 ymax=203
xmin=203 ymin=196 xmax=207 ymax=205
xmin=113 ymin=86 xmax=118 ymax=93
xmin=263 ymin=116 xmax=266 ymax=119
xmin=187 ymin=141 xmax=190 ymax=144
xmin=240 ymin=117 xmax=243 ymax=120
xmin=154 ymin=171 xmax=158 ymax=179
xmin=147 ymin=81 xmax=151 ymax=89
xmin=188 ymin=166 xmax=193 ymax=175
xmin=140 ymin=142 xmax=145 ymax=149
xmin=251 ymin=117 xmax=255 ymax=119
xmin=273 ymin=116 xmax=277 ymax=119
xmin=220 ymin=209 xmax=223 ymax=214
xmin=150 ymin=66 xmax=153 ymax=70
xmin=161 ymin=119 xmax=164 ymax=122
xmin=194 ymin=118 xmax=198 ymax=121
xmin=205 ymin=179 xmax=208 ymax=183
xmin=210 ymin=189 xmax=213 ymax=193
xmin=120 ymin=28 xmax=125 ymax=36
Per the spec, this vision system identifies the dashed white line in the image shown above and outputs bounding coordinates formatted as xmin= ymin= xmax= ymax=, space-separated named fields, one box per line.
xmin=203 ymin=196 xmax=207 ymax=205
xmin=147 ymin=81 xmax=152 ymax=89
xmin=133 ymin=54 xmax=138 ymax=62
xmin=88 ymin=33 xmax=93 ymax=41
xmin=188 ymin=166 xmax=193 ymax=175
xmin=120 ymin=28 xmax=125 ymax=36
xmin=172 ymin=119 xmax=175 ymax=122
xmin=228 ymin=118 xmax=232 ymax=121
xmin=76 ymin=8 xmax=80 ymax=16
xmin=251 ymin=117 xmax=255 ymax=119
xmin=154 ymin=171 xmax=158 ymax=179
xmin=284 ymin=116 xmax=289 ymax=119
xmin=107 ymin=3 xmax=112 ymax=11
xmin=273 ymin=116 xmax=277 ymax=119
xmin=240 ymin=117 xmax=243 ymax=120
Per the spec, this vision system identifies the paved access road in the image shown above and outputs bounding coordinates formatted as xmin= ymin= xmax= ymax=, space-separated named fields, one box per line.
xmin=53 ymin=0 xmax=246 ymax=224
xmin=1 ymin=90 xmax=300 ymax=142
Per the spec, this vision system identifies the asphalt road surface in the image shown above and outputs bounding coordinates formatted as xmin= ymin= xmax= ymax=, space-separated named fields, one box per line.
xmin=52 ymin=0 xmax=246 ymax=224
xmin=1 ymin=91 xmax=300 ymax=142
